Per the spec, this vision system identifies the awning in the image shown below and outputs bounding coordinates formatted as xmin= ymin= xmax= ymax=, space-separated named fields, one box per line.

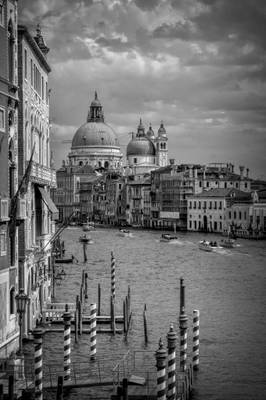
xmin=38 ymin=187 xmax=59 ymax=220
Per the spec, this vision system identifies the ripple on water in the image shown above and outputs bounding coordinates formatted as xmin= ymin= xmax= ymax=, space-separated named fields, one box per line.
xmin=44 ymin=228 xmax=266 ymax=400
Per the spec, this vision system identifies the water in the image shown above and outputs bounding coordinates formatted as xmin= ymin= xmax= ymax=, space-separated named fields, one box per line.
xmin=34 ymin=227 xmax=266 ymax=399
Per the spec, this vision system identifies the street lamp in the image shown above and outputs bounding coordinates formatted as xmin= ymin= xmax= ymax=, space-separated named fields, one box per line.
xmin=15 ymin=288 xmax=29 ymax=355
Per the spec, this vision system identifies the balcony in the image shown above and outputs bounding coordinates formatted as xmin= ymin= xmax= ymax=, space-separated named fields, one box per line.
xmin=27 ymin=161 xmax=57 ymax=187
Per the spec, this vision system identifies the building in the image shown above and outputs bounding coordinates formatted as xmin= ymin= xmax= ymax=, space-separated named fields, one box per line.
xmin=53 ymin=163 xmax=98 ymax=222
xmin=0 ymin=0 xmax=19 ymax=358
xmin=68 ymin=91 xmax=123 ymax=169
xmin=150 ymin=163 xmax=252 ymax=231
xmin=17 ymin=25 xmax=57 ymax=337
xmin=187 ymin=188 xmax=251 ymax=233
xmin=126 ymin=119 xmax=168 ymax=175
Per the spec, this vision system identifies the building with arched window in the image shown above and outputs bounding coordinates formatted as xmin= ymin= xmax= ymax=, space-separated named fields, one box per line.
xmin=0 ymin=0 xmax=19 ymax=358
xmin=17 ymin=24 xmax=57 ymax=338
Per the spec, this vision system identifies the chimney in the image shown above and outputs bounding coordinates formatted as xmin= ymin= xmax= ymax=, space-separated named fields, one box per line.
xmin=169 ymin=159 xmax=175 ymax=165
xmin=239 ymin=166 xmax=244 ymax=180
xmin=246 ymin=168 xmax=249 ymax=178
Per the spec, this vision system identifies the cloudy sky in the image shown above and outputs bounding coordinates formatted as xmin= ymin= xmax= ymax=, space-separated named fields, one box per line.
xmin=19 ymin=0 xmax=266 ymax=179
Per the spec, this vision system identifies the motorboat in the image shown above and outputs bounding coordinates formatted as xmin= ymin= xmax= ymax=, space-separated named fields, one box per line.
xmin=160 ymin=234 xmax=179 ymax=243
xmin=118 ymin=229 xmax=132 ymax=237
xmin=198 ymin=240 xmax=221 ymax=252
xmin=55 ymin=257 xmax=74 ymax=264
xmin=79 ymin=235 xmax=94 ymax=244
xmin=220 ymin=238 xmax=236 ymax=248
xmin=82 ymin=224 xmax=92 ymax=232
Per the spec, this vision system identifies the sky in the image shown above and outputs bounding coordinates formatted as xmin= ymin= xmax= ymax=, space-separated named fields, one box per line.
xmin=19 ymin=0 xmax=266 ymax=179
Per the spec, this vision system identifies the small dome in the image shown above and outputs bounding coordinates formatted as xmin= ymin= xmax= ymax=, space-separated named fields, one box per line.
xmin=158 ymin=121 xmax=166 ymax=136
xmin=127 ymin=136 xmax=156 ymax=156
xmin=146 ymin=124 xmax=155 ymax=139
xmin=72 ymin=122 xmax=119 ymax=148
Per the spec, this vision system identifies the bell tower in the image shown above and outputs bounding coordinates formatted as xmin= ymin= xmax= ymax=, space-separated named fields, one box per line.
xmin=87 ymin=91 xmax=104 ymax=122
xmin=155 ymin=121 xmax=168 ymax=167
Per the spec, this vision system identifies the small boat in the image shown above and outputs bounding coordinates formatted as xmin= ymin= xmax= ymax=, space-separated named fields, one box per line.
xmin=118 ymin=229 xmax=132 ymax=237
xmin=55 ymin=257 xmax=73 ymax=264
xmin=198 ymin=240 xmax=221 ymax=252
xmin=220 ymin=238 xmax=236 ymax=248
xmin=79 ymin=235 xmax=94 ymax=244
xmin=82 ymin=222 xmax=96 ymax=232
xmin=160 ymin=234 xmax=179 ymax=243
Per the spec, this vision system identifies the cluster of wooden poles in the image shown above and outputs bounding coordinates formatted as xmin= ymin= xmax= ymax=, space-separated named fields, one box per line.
xmin=154 ymin=277 xmax=200 ymax=400
xmin=28 ymin=252 xmax=132 ymax=400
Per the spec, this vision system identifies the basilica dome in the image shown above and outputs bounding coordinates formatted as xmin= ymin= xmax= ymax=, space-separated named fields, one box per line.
xmin=68 ymin=92 xmax=123 ymax=170
xmin=72 ymin=122 xmax=119 ymax=148
xmin=127 ymin=136 xmax=156 ymax=156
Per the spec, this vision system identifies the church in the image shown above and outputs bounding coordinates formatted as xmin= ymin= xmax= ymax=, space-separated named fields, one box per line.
xmin=53 ymin=92 xmax=169 ymax=221
xmin=61 ymin=91 xmax=169 ymax=173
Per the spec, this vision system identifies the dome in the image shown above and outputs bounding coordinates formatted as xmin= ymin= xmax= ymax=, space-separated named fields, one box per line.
xmin=158 ymin=121 xmax=166 ymax=136
xmin=71 ymin=122 xmax=119 ymax=148
xmin=127 ymin=136 xmax=156 ymax=156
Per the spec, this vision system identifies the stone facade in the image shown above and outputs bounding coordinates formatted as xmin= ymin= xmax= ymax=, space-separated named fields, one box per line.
xmin=17 ymin=25 xmax=57 ymax=337
xmin=0 ymin=0 xmax=19 ymax=358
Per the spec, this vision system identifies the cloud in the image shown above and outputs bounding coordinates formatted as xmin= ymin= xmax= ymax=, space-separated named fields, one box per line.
xmin=18 ymin=0 xmax=266 ymax=179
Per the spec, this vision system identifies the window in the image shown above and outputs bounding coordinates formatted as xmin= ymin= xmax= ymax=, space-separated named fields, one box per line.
xmin=134 ymin=158 xmax=137 ymax=164
xmin=209 ymin=201 xmax=212 ymax=209
xmin=0 ymin=107 xmax=5 ymax=131
xmin=229 ymin=211 xmax=231 ymax=219
xmin=24 ymin=49 xmax=27 ymax=79
xmin=193 ymin=201 xmax=196 ymax=209
xmin=214 ymin=201 xmax=217 ymax=209
xmin=198 ymin=201 xmax=201 ymax=209
xmin=234 ymin=211 xmax=237 ymax=219
xmin=239 ymin=211 xmax=242 ymax=220
xmin=0 ymin=229 xmax=7 ymax=256
xmin=219 ymin=201 xmax=222 ymax=210
xmin=10 ymin=287 xmax=15 ymax=315
xmin=0 ymin=3 xmax=4 ymax=27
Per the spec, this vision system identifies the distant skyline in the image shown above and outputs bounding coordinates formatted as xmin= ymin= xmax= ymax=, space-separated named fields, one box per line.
xmin=19 ymin=0 xmax=266 ymax=179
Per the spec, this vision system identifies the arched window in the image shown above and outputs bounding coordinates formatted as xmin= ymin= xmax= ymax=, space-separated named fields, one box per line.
xmin=10 ymin=287 xmax=15 ymax=315
xmin=98 ymin=161 xmax=102 ymax=167
xmin=79 ymin=161 xmax=83 ymax=166
xmin=8 ymin=19 xmax=15 ymax=83
xmin=104 ymin=161 xmax=109 ymax=169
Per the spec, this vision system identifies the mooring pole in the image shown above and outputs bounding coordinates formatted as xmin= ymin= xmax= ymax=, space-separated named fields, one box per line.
xmin=167 ymin=324 xmax=177 ymax=400
xmin=192 ymin=310 xmax=200 ymax=370
xmin=33 ymin=328 xmax=44 ymax=400
xmin=155 ymin=338 xmax=167 ymax=400
xmin=179 ymin=277 xmax=188 ymax=372
xmin=63 ymin=304 xmax=71 ymax=381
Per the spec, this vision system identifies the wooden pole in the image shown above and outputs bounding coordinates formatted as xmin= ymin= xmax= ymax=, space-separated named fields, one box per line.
xmin=63 ymin=304 xmax=71 ymax=381
xmin=84 ymin=273 xmax=88 ymax=299
xmin=52 ymin=255 xmax=55 ymax=300
xmin=110 ymin=296 xmax=116 ymax=335
xmin=143 ymin=304 xmax=148 ymax=344
xmin=83 ymin=242 xmax=87 ymax=263
xmin=122 ymin=378 xmax=128 ymax=400
xmin=192 ymin=310 xmax=200 ymax=370
xmin=90 ymin=303 xmax=97 ymax=360
xmin=179 ymin=277 xmax=188 ymax=372
xmin=56 ymin=376 xmax=63 ymax=400
xmin=97 ymin=283 xmax=101 ymax=316
xmin=74 ymin=309 xmax=78 ymax=343
xmin=8 ymin=375 xmax=14 ymax=400
xmin=155 ymin=338 xmax=167 ymax=400
xmin=78 ymin=300 xmax=82 ymax=335
xmin=33 ymin=328 xmax=44 ymax=400
xmin=111 ymin=252 xmax=116 ymax=300
xmin=167 ymin=324 xmax=177 ymax=400
xmin=0 ymin=384 xmax=3 ymax=400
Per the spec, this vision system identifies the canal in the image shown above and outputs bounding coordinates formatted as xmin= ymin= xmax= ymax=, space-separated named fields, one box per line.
xmin=31 ymin=227 xmax=266 ymax=399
